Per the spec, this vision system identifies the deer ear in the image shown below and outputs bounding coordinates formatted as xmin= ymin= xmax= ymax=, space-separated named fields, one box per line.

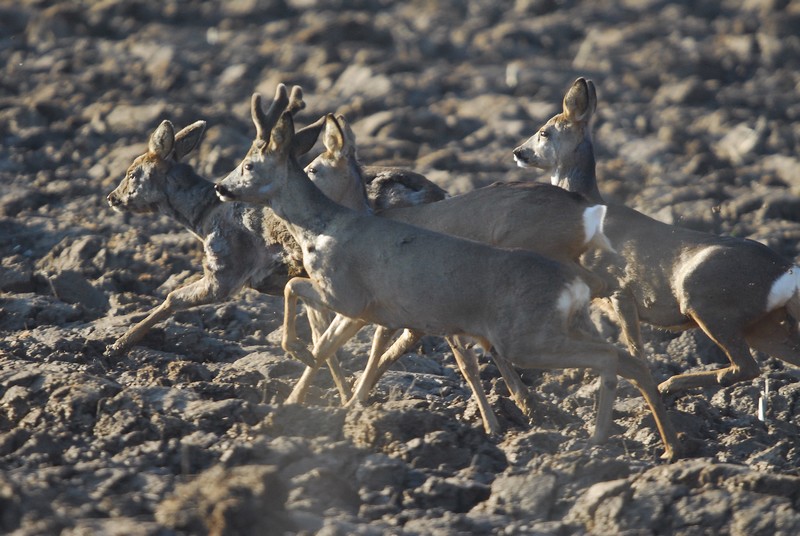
xmin=149 ymin=120 xmax=175 ymax=159
xmin=173 ymin=120 xmax=206 ymax=161
xmin=586 ymin=80 xmax=597 ymax=118
xmin=336 ymin=114 xmax=357 ymax=154
xmin=322 ymin=114 xmax=345 ymax=155
xmin=563 ymin=78 xmax=593 ymax=123
xmin=292 ymin=115 xmax=326 ymax=157
xmin=269 ymin=111 xmax=294 ymax=154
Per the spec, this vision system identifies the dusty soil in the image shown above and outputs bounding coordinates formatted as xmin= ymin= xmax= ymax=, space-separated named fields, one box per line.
xmin=3 ymin=0 xmax=800 ymax=534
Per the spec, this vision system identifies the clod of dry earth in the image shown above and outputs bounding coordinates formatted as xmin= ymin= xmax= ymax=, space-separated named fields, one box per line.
xmin=2 ymin=1 xmax=800 ymax=534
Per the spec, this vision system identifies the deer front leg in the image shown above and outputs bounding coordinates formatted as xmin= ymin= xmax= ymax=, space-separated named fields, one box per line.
xmin=347 ymin=326 xmax=399 ymax=406
xmin=108 ymin=276 xmax=226 ymax=356
xmin=609 ymin=290 xmax=646 ymax=360
xmin=283 ymin=277 xmax=365 ymax=404
xmin=446 ymin=336 xmax=501 ymax=436
xmin=615 ymin=349 xmax=682 ymax=461
xmin=284 ymin=313 xmax=365 ymax=404
xmin=282 ymin=277 xmax=323 ymax=367
xmin=289 ymin=306 xmax=352 ymax=405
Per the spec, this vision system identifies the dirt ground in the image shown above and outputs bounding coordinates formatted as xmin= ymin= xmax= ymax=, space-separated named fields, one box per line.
xmin=2 ymin=0 xmax=800 ymax=534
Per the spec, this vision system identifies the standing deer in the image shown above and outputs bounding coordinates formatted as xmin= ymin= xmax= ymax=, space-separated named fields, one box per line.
xmin=513 ymin=77 xmax=800 ymax=395
xmin=214 ymin=84 xmax=681 ymax=459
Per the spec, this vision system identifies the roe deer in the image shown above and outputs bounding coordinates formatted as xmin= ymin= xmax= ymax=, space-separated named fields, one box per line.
xmin=300 ymin=113 xmax=680 ymax=458
xmin=513 ymin=77 xmax=800 ymax=395
xmin=106 ymin=90 xmax=447 ymax=406
xmin=105 ymin=117 xmax=355 ymax=401
xmin=214 ymin=84 xmax=681 ymax=459
xmin=290 ymin=112 xmax=609 ymax=416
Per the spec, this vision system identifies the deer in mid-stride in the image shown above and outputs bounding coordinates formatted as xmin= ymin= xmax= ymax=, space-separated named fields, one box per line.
xmin=513 ymin=77 xmax=800 ymax=396
xmin=214 ymin=84 xmax=682 ymax=459
xmin=105 ymin=87 xmax=445 ymax=404
xmin=301 ymin=112 xmax=682 ymax=460
xmin=294 ymin=113 xmax=615 ymax=418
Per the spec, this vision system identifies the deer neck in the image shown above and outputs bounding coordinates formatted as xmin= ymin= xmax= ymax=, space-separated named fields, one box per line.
xmin=337 ymin=156 xmax=372 ymax=213
xmin=163 ymin=164 xmax=221 ymax=235
xmin=271 ymin=159 xmax=347 ymax=243
xmin=551 ymin=138 xmax=604 ymax=203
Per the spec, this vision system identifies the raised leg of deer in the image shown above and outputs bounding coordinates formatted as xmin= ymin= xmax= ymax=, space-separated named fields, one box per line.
xmin=446 ymin=336 xmax=501 ymax=435
xmin=288 ymin=306 xmax=352 ymax=405
xmin=659 ymin=318 xmax=760 ymax=395
xmin=109 ymin=277 xmax=224 ymax=356
xmin=510 ymin=339 xmax=618 ymax=444
xmin=282 ymin=276 xmax=365 ymax=373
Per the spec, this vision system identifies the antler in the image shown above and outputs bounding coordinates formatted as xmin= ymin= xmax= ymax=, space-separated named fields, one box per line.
xmin=251 ymin=84 xmax=290 ymax=141
xmin=287 ymin=85 xmax=306 ymax=116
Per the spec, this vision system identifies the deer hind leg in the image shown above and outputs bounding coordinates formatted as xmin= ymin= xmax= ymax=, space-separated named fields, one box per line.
xmin=446 ymin=336 xmax=500 ymax=435
xmin=659 ymin=317 xmax=759 ymax=395
xmin=289 ymin=306 xmax=352 ymax=405
xmin=508 ymin=337 xmax=618 ymax=445
xmin=745 ymin=308 xmax=800 ymax=367
xmin=109 ymin=275 xmax=227 ymax=356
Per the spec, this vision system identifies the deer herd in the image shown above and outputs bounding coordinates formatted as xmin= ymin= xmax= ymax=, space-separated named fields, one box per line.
xmin=107 ymin=78 xmax=800 ymax=462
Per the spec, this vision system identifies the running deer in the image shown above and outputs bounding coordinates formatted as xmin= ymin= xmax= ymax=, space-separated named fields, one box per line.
xmin=299 ymin=114 xmax=682 ymax=459
xmin=288 ymin=112 xmax=613 ymax=415
xmin=214 ymin=84 xmax=681 ymax=459
xmin=105 ymin=89 xmax=448 ymax=405
xmin=302 ymin=114 xmax=615 ymax=405
xmin=105 ymin=116 xmax=355 ymax=401
xmin=513 ymin=77 xmax=800 ymax=395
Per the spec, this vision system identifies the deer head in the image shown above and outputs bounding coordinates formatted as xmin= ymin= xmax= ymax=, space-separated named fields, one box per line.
xmin=216 ymin=86 xmax=324 ymax=204
xmin=512 ymin=77 xmax=601 ymax=201
xmin=107 ymin=119 xmax=206 ymax=213
xmin=304 ymin=114 xmax=370 ymax=211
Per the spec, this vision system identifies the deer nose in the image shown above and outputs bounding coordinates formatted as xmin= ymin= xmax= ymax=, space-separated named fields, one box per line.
xmin=215 ymin=183 xmax=234 ymax=200
xmin=107 ymin=192 xmax=118 ymax=206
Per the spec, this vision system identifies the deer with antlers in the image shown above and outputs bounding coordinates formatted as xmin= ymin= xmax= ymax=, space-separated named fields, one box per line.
xmin=105 ymin=88 xmax=446 ymax=404
xmin=513 ymin=77 xmax=800 ymax=395
xmin=214 ymin=84 xmax=682 ymax=459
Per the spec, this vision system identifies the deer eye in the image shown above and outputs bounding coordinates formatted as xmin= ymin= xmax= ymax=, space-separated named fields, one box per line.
xmin=306 ymin=166 xmax=317 ymax=175
xmin=244 ymin=162 xmax=253 ymax=171
xmin=539 ymin=130 xmax=549 ymax=139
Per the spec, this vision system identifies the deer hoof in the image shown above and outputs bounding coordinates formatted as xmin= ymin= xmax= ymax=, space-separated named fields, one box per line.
xmin=106 ymin=340 xmax=130 ymax=357
xmin=285 ymin=343 xmax=316 ymax=368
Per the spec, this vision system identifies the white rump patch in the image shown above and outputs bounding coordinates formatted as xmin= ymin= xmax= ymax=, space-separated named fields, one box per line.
xmin=767 ymin=268 xmax=800 ymax=312
xmin=556 ymin=278 xmax=591 ymax=319
xmin=582 ymin=204 xmax=614 ymax=252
